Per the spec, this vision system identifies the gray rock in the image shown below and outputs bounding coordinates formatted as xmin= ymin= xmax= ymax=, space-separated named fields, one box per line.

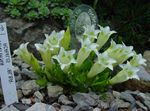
xmin=60 ymin=105 xmax=73 ymax=111
xmin=120 ymin=92 xmax=136 ymax=105
xmin=16 ymin=80 xmax=25 ymax=89
xmin=72 ymin=93 xmax=98 ymax=107
xmin=136 ymin=101 xmax=148 ymax=111
xmin=0 ymin=105 xmax=19 ymax=111
xmin=112 ymin=99 xmax=130 ymax=108
xmin=13 ymin=66 xmax=22 ymax=81
xmin=13 ymin=103 xmax=31 ymax=111
xmin=138 ymin=92 xmax=150 ymax=101
xmin=34 ymin=91 xmax=44 ymax=102
xmin=21 ymin=98 xmax=31 ymax=104
xmin=93 ymin=107 xmax=101 ymax=111
xmin=21 ymin=80 xmax=40 ymax=96
xmin=113 ymin=91 xmax=121 ymax=99
xmin=21 ymin=68 xmax=39 ymax=79
xmin=58 ymin=94 xmax=74 ymax=105
xmin=144 ymin=100 xmax=150 ymax=110
xmin=17 ymin=90 xmax=23 ymax=99
xmin=26 ymin=103 xmax=56 ymax=111
xmin=98 ymin=100 xmax=109 ymax=109
xmin=137 ymin=66 xmax=150 ymax=81
xmin=47 ymin=84 xmax=63 ymax=98
xmin=143 ymin=50 xmax=150 ymax=73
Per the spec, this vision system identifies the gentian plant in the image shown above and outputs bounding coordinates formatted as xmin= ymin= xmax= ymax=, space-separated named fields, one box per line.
xmin=14 ymin=25 xmax=146 ymax=92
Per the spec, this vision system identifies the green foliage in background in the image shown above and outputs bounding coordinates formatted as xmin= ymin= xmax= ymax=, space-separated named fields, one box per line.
xmin=0 ymin=0 xmax=81 ymax=25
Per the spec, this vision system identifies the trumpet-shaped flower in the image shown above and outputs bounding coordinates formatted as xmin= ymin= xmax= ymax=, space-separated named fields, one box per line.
xmin=106 ymin=40 xmax=134 ymax=65
xmin=44 ymin=30 xmax=64 ymax=51
xmin=35 ymin=43 xmax=52 ymax=70
xmin=87 ymin=52 xmax=116 ymax=78
xmin=13 ymin=42 xmax=31 ymax=64
xmin=130 ymin=53 xmax=146 ymax=67
xmin=52 ymin=47 xmax=76 ymax=70
xmin=14 ymin=42 xmax=41 ymax=75
xmin=76 ymin=38 xmax=99 ymax=67
xmin=109 ymin=62 xmax=140 ymax=85
xmin=77 ymin=25 xmax=100 ymax=43
xmin=96 ymin=26 xmax=116 ymax=50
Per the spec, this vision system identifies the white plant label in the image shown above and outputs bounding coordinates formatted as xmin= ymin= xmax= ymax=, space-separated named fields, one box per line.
xmin=0 ymin=22 xmax=18 ymax=105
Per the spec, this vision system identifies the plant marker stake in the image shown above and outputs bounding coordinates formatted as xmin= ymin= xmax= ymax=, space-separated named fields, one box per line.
xmin=0 ymin=23 xmax=18 ymax=105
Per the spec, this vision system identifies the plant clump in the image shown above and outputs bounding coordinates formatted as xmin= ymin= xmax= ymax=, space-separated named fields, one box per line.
xmin=13 ymin=25 xmax=146 ymax=92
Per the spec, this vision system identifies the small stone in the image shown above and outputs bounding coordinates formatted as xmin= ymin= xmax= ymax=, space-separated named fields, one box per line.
xmin=60 ymin=105 xmax=73 ymax=111
xmin=21 ymin=80 xmax=40 ymax=96
xmin=113 ymin=99 xmax=130 ymax=108
xmin=138 ymin=92 xmax=150 ymax=101
xmin=26 ymin=103 xmax=56 ymax=111
xmin=21 ymin=98 xmax=32 ymax=104
xmin=47 ymin=84 xmax=63 ymax=97
xmin=17 ymin=90 xmax=23 ymax=99
xmin=144 ymin=100 xmax=150 ymax=110
xmin=0 ymin=105 xmax=19 ymax=111
xmin=34 ymin=91 xmax=44 ymax=102
xmin=16 ymin=80 xmax=25 ymax=89
xmin=136 ymin=101 xmax=148 ymax=111
xmin=93 ymin=107 xmax=101 ymax=111
xmin=120 ymin=92 xmax=136 ymax=105
xmin=58 ymin=94 xmax=74 ymax=105
xmin=21 ymin=69 xmax=39 ymax=79
xmin=13 ymin=66 xmax=22 ymax=81
xmin=113 ymin=91 xmax=121 ymax=99
xmin=73 ymin=92 xmax=98 ymax=107
xmin=98 ymin=100 xmax=109 ymax=109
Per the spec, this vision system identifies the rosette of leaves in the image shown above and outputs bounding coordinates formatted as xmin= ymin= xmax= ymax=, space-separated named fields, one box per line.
xmin=14 ymin=25 xmax=146 ymax=92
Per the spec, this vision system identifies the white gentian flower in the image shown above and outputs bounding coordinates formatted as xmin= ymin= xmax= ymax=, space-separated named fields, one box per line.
xmin=106 ymin=40 xmax=134 ymax=65
xmin=87 ymin=52 xmax=116 ymax=78
xmin=14 ymin=42 xmax=41 ymax=74
xmin=35 ymin=43 xmax=52 ymax=70
xmin=96 ymin=25 xmax=116 ymax=50
xmin=77 ymin=25 xmax=100 ymax=43
xmin=109 ymin=61 xmax=140 ymax=85
xmin=52 ymin=47 xmax=76 ymax=70
xmin=44 ymin=30 xmax=64 ymax=50
xmin=76 ymin=38 xmax=99 ymax=67
xmin=83 ymin=25 xmax=100 ymax=40
xmin=130 ymin=53 xmax=146 ymax=67
xmin=13 ymin=42 xmax=31 ymax=64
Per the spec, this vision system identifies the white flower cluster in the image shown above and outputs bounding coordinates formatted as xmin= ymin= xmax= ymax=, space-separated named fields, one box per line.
xmin=14 ymin=24 xmax=146 ymax=85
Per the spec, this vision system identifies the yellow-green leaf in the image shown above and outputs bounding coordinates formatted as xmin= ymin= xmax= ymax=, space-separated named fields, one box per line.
xmin=60 ymin=27 xmax=71 ymax=50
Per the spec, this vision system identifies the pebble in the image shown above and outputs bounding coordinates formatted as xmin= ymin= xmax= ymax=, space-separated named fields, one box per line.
xmin=60 ymin=105 xmax=73 ymax=111
xmin=21 ymin=98 xmax=32 ymax=104
xmin=0 ymin=105 xmax=19 ymax=111
xmin=26 ymin=103 xmax=56 ymax=111
xmin=47 ymin=84 xmax=63 ymax=98
xmin=113 ymin=99 xmax=130 ymax=108
xmin=120 ymin=92 xmax=136 ymax=105
xmin=21 ymin=69 xmax=39 ymax=79
xmin=34 ymin=91 xmax=44 ymax=101
xmin=58 ymin=94 xmax=74 ymax=105
xmin=21 ymin=80 xmax=40 ymax=96
xmin=72 ymin=93 xmax=98 ymax=107
xmin=144 ymin=100 xmax=150 ymax=110
xmin=93 ymin=107 xmax=101 ymax=111
xmin=136 ymin=101 xmax=148 ymax=111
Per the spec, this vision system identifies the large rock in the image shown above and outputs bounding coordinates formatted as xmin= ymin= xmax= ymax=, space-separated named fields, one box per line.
xmin=0 ymin=7 xmax=61 ymax=53
xmin=113 ymin=66 xmax=150 ymax=92
xmin=144 ymin=50 xmax=150 ymax=73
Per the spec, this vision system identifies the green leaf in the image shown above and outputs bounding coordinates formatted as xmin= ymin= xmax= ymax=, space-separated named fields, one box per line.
xmin=60 ymin=27 xmax=71 ymax=50
xmin=36 ymin=77 xmax=48 ymax=87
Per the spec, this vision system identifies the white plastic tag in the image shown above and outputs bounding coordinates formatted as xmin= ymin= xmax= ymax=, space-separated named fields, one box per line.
xmin=0 ymin=22 xmax=18 ymax=105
